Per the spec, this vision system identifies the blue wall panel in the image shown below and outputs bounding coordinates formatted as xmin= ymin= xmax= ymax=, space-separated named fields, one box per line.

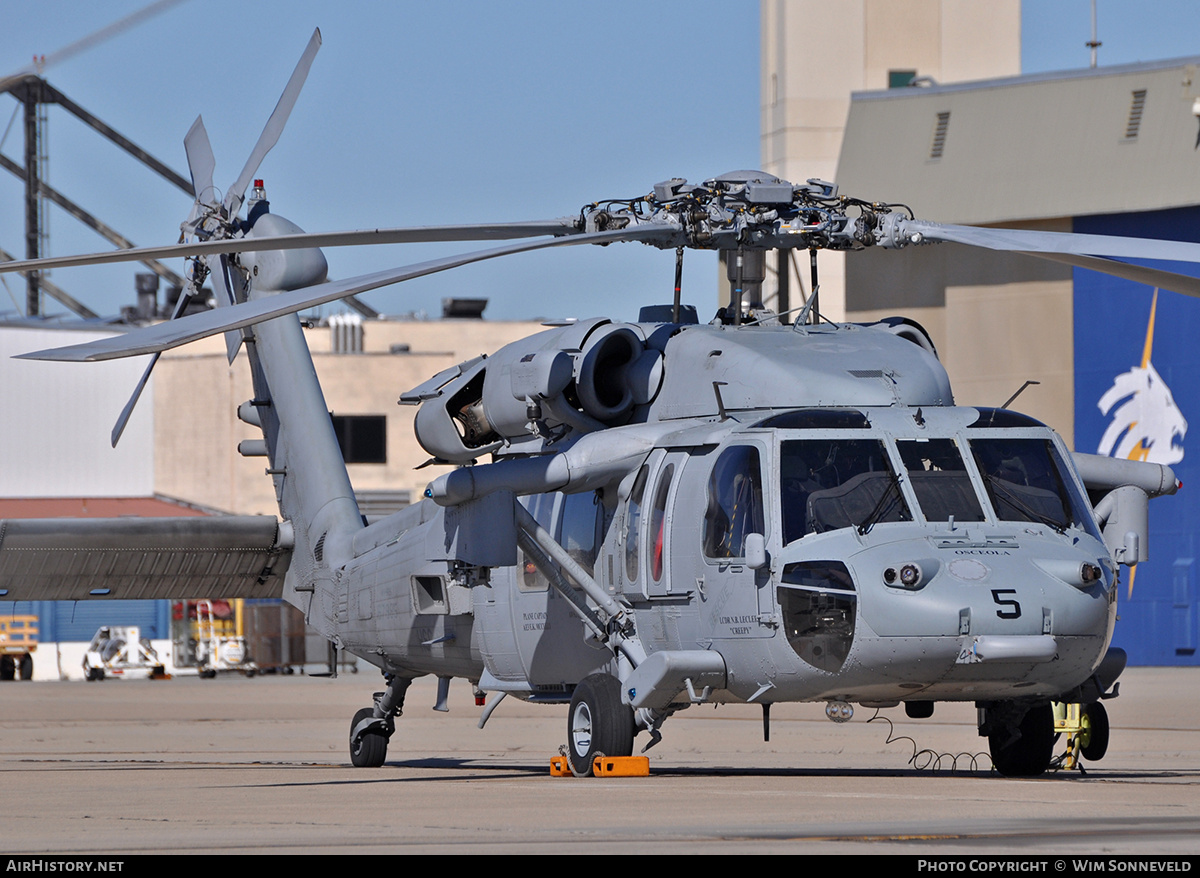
xmin=0 ymin=600 xmax=171 ymax=642
xmin=1073 ymin=207 xmax=1200 ymax=665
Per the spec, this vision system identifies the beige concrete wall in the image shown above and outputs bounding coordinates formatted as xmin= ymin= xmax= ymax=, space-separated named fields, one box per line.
xmin=847 ymin=276 xmax=1075 ymax=446
xmin=844 ymin=212 xmax=1076 ymax=445
xmin=942 ymin=280 xmax=1074 ymax=444
xmin=154 ymin=319 xmax=544 ymax=515
xmin=761 ymin=0 xmax=1020 ymax=182
xmin=759 ymin=0 xmax=1020 ymax=320
xmin=154 ymin=344 xmax=252 ymax=512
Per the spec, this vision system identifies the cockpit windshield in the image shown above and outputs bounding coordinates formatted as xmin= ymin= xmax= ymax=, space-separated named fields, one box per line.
xmin=777 ymin=427 xmax=1099 ymax=542
xmin=967 ymin=436 xmax=1097 ymax=535
xmin=781 ymin=439 xmax=911 ymax=543
xmin=895 ymin=437 xmax=985 ymax=523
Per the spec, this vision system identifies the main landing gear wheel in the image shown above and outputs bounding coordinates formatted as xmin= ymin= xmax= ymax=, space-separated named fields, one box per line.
xmin=567 ymin=673 xmax=635 ymax=777
xmin=0 ymin=656 xmax=13 ymax=681
xmin=349 ymin=707 xmax=389 ymax=768
xmin=1079 ymin=701 xmax=1110 ymax=762
xmin=989 ymin=701 xmax=1054 ymax=777
xmin=19 ymin=653 xmax=32 ymax=680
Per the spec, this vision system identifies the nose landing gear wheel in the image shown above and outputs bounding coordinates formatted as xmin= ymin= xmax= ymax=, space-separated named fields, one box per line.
xmin=566 ymin=674 xmax=634 ymax=777
xmin=349 ymin=707 xmax=389 ymax=768
xmin=989 ymin=701 xmax=1054 ymax=777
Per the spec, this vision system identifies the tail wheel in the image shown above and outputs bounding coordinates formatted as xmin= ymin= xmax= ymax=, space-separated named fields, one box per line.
xmin=566 ymin=674 xmax=635 ymax=777
xmin=349 ymin=707 xmax=389 ymax=768
xmin=1079 ymin=701 xmax=1110 ymax=762
xmin=989 ymin=701 xmax=1054 ymax=777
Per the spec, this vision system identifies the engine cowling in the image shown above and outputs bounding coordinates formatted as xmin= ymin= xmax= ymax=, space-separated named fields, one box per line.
xmin=409 ymin=319 xmax=664 ymax=463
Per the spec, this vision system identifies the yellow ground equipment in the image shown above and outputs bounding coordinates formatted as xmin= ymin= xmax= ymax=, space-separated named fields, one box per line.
xmin=0 ymin=615 xmax=37 ymax=680
xmin=191 ymin=599 xmax=256 ymax=678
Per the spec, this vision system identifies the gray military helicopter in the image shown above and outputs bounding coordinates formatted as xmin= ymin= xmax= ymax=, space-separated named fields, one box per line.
xmin=3 ymin=30 xmax=1195 ymax=777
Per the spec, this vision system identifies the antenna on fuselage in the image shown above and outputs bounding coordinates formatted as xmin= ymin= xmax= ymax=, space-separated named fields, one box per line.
xmin=1000 ymin=380 xmax=1041 ymax=409
xmin=672 ymin=246 xmax=684 ymax=323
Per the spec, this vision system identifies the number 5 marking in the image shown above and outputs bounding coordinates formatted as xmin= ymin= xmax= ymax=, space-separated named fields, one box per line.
xmin=991 ymin=589 xmax=1022 ymax=619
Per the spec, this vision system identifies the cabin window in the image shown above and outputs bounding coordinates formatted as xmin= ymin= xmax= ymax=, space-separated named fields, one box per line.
xmin=649 ymin=464 xmax=674 ymax=582
xmin=560 ymin=490 xmax=600 ymax=575
xmin=703 ymin=446 xmax=765 ymax=558
xmin=519 ymin=493 xmax=555 ymax=592
xmin=895 ymin=438 xmax=985 ymax=522
xmin=780 ymin=439 xmax=910 ymax=541
xmin=625 ymin=466 xmax=649 ymax=581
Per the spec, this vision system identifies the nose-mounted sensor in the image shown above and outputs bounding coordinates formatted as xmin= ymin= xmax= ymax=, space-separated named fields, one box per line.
xmin=883 ymin=562 xmax=924 ymax=589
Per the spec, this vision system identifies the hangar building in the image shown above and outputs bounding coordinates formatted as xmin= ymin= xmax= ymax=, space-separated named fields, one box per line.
xmin=832 ymin=57 xmax=1200 ymax=665
xmin=760 ymin=2 xmax=1200 ymax=666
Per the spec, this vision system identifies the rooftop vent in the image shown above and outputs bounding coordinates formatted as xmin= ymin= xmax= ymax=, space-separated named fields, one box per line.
xmin=443 ymin=298 xmax=488 ymax=319
xmin=329 ymin=312 xmax=363 ymax=353
xmin=930 ymin=111 xmax=950 ymax=159
xmin=1125 ymin=89 xmax=1147 ymax=139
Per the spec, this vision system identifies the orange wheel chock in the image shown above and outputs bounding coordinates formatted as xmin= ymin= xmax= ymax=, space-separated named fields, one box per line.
xmin=592 ymin=755 xmax=650 ymax=777
xmin=549 ymin=755 xmax=572 ymax=776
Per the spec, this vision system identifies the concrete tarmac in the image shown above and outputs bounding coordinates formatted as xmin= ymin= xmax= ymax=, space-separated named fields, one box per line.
xmin=2 ymin=668 xmax=1199 ymax=855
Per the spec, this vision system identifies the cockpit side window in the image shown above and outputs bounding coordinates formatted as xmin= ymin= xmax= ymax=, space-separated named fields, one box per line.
xmin=703 ymin=445 xmax=765 ymax=559
xmin=895 ymin=437 xmax=985 ymax=522
xmin=780 ymin=438 xmax=910 ymax=541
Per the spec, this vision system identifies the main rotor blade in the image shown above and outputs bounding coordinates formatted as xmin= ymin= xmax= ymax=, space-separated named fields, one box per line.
xmin=18 ymin=225 xmax=673 ymax=363
xmin=909 ymin=221 xmax=1200 ymax=264
xmin=0 ymin=220 xmax=582 ymax=275
xmin=1029 ymin=252 xmax=1200 ymax=298
xmin=0 ymin=0 xmax=185 ymax=83
xmin=907 ymin=220 xmax=1200 ymax=297
xmin=224 ymin=27 xmax=322 ymax=216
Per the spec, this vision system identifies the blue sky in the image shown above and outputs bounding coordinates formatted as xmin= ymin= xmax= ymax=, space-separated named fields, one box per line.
xmin=1 ymin=1 xmax=1198 ymax=323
